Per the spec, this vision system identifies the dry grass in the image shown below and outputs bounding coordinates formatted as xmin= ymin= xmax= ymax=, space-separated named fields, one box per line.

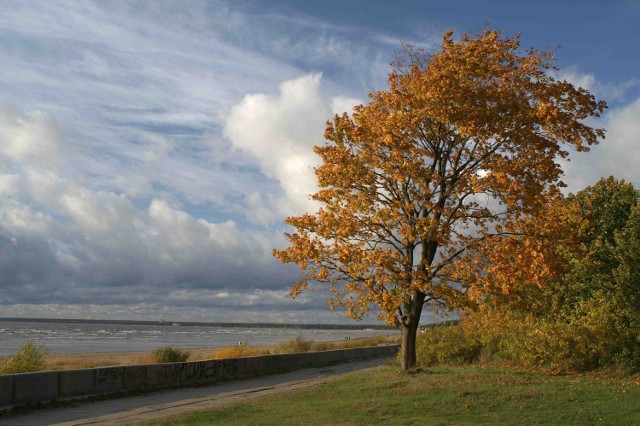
xmin=210 ymin=343 xmax=271 ymax=360
xmin=40 ymin=347 xmax=219 ymax=371
xmin=0 ymin=335 xmax=397 ymax=372
xmin=211 ymin=335 xmax=398 ymax=359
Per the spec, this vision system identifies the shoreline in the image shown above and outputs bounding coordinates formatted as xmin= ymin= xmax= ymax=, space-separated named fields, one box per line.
xmin=2 ymin=336 xmax=399 ymax=372
xmin=0 ymin=317 xmax=395 ymax=331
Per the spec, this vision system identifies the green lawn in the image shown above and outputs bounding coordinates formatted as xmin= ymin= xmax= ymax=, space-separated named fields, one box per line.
xmin=151 ymin=365 xmax=639 ymax=425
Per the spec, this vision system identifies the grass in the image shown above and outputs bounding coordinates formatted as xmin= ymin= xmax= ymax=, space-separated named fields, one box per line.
xmin=211 ymin=335 xmax=396 ymax=359
xmin=150 ymin=365 xmax=640 ymax=425
xmin=142 ymin=346 xmax=191 ymax=363
xmin=210 ymin=343 xmax=271 ymax=359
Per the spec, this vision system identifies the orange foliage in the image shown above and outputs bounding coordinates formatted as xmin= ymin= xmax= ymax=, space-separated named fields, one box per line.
xmin=273 ymin=29 xmax=606 ymax=370
xmin=462 ymin=193 xmax=584 ymax=313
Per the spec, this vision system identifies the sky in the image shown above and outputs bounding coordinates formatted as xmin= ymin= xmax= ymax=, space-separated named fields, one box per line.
xmin=0 ymin=0 xmax=639 ymax=324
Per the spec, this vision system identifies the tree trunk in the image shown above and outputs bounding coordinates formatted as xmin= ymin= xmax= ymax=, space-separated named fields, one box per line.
xmin=400 ymin=317 xmax=419 ymax=371
xmin=400 ymin=291 xmax=425 ymax=371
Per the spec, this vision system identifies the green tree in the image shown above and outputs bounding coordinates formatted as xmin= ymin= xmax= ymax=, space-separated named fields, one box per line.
xmin=565 ymin=178 xmax=640 ymax=364
xmin=615 ymin=204 xmax=640 ymax=331
xmin=563 ymin=178 xmax=638 ymax=311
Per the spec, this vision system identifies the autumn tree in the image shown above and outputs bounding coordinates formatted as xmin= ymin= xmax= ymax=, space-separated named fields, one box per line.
xmin=273 ymin=29 xmax=606 ymax=371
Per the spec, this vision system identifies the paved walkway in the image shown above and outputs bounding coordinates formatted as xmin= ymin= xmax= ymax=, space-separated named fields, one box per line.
xmin=0 ymin=357 xmax=392 ymax=425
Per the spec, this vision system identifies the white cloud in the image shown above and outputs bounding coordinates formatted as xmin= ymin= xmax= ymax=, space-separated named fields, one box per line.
xmin=331 ymin=95 xmax=362 ymax=115
xmin=553 ymin=67 xmax=639 ymax=103
xmin=561 ymin=96 xmax=640 ymax=191
xmin=224 ymin=73 xmax=362 ymax=223
xmin=0 ymin=200 xmax=52 ymax=235
xmin=0 ymin=103 xmax=67 ymax=168
xmin=0 ymin=174 xmax=20 ymax=196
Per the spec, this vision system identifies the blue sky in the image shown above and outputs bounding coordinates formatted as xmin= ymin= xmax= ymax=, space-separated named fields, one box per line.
xmin=0 ymin=0 xmax=638 ymax=324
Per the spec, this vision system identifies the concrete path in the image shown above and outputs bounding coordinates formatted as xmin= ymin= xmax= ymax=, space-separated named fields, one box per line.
xmin=0 ymin=357 xmax=393 ymax=426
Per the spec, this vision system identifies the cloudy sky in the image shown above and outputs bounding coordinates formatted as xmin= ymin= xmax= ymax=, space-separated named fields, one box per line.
xmin=1 ymin=0 xmax=639 ymax=324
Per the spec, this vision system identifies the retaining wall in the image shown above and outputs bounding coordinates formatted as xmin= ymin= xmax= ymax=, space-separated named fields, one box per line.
xmin=0 ymin=344 xmax=398 ymax=410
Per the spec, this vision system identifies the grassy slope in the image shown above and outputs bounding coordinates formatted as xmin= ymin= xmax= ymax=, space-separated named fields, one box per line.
xmin=152 ymin=365 xmax=640 ymax=425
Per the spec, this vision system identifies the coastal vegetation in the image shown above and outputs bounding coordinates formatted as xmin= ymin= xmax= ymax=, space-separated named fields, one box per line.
xmin=0 ymin=340 xmax=48 ymax=374
xmin=209 ymin=342 xmax=271 ymax=359
xmin=0 ymin=336 xmax=396 ymax=373
xmin=146 ymin=346 xmax=191 ymax=363
xmin=210 ymin=335 xmax=393 ymax=360
xmin=151 ymin=365 xmax=640 ymax=425
xmin=274 ymin=28 xmax=607 ymax=371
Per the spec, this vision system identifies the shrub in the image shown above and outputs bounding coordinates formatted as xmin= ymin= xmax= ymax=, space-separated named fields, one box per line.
xmin=309 ymin=341 xmax=337 ymax=351
xmin=149 ymin=346 xmax=190 ymax=363
xmin=210 ymin=343 xmax=270 ymax=359
xmin=341 ymin=335 xmax=392 ymax=349
xmin=416 ymin=324 xmax=482 ymax=367
xmin=0 ymin=341 xmax=49 ymax=374
xmin=415 ymin=312 xmax=627 ymax=373
xmin=483 ymin=316 xmax=602 ymax=372
xmin=274 ymin=336 xmax=314 ymax=354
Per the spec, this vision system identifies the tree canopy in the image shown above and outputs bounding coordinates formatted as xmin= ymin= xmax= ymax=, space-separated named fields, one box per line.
xmin=274 ymin=29 xmax=606 ymax=370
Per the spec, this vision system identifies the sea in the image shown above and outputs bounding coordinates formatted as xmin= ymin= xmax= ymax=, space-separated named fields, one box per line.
xmin=0 ymin=319 xmax=395 ymax=355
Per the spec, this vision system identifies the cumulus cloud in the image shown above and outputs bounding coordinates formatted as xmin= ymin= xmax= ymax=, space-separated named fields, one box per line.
xmin=548 ymin=69 xmax=640 ymax=192
xmin=224 ymin=73 xmax=361 ymax=223
xmin=564 ymin=96 xmax=640 ymax=190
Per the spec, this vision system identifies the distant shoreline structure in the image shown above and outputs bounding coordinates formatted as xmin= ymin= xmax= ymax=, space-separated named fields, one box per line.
xmin=0 ymin=317 xmax=396 ymax=331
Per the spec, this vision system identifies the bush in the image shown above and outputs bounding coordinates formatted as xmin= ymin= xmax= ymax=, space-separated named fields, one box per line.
xmin=416 ymin=324 xmax=482 ymax=367
xmin=274 ymin=336 xmax=314 ymax=354
xmin=210 ymin=343 xmax=270 ymax=359
xmin=483 ymin=316 xmax=602 ymax=372
xmin=415 ymin=312 xmax=629 ymax=373
xmin=0 ymin=341 xmax=49 ymax=374
xmin=341 ymin=335 xmax=392 ymax=349
xmin=309 ymin=341 xmax=337 ymax=351
xmin=149 ymin=346 xmax=190 ymax=363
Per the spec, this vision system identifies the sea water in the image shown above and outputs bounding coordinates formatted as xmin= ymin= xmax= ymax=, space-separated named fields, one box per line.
xmin=0 ymin=320 xmax=393 ymax=355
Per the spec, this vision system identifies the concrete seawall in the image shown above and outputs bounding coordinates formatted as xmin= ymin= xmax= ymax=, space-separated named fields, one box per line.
xmin=0 ymin=344 xmax=398 ymax=410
